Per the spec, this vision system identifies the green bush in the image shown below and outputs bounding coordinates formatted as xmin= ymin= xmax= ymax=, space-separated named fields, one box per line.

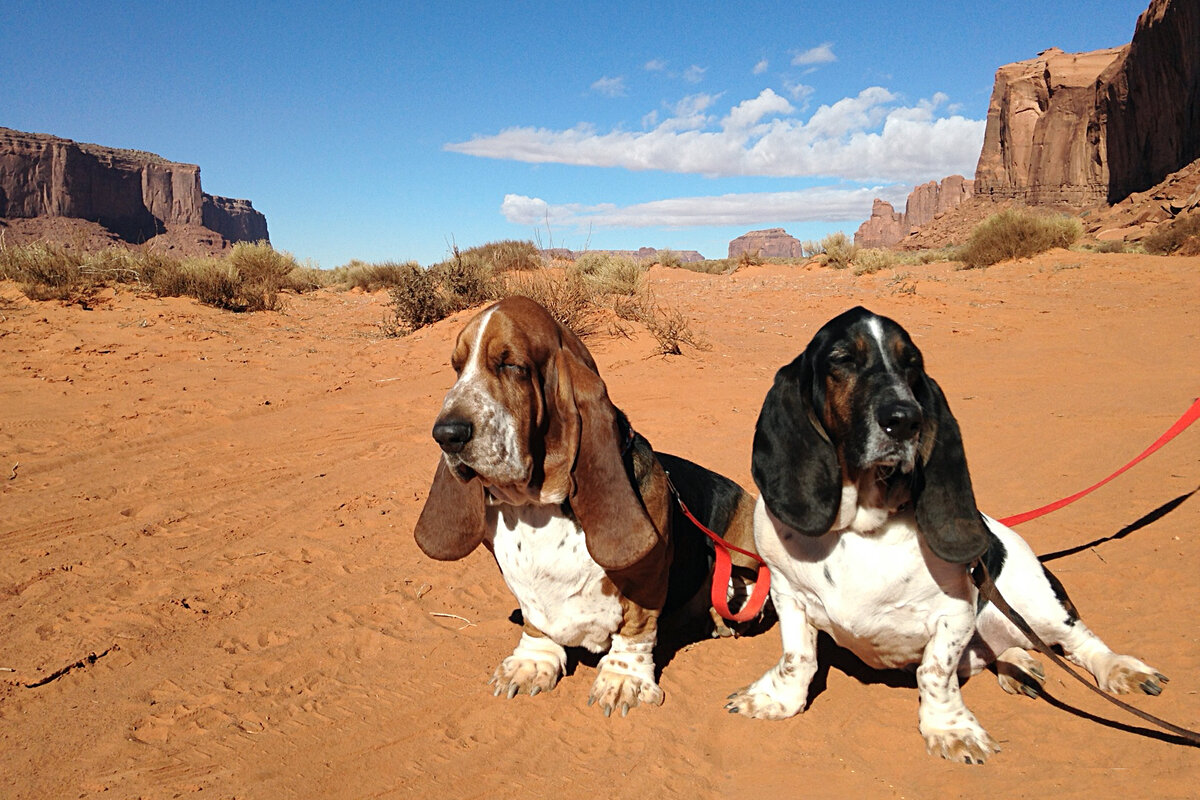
xmin=959 ymin=208 xmax=1081 ymax=269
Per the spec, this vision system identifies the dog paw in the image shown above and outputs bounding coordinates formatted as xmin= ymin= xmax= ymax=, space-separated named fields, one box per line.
xmin=922 ymin=727 xmax=1000 ymax=765
xmin=488 ymin=636 xmax=566 ymax=699
xmin=587 ymin=667 xmax=663 ymax=717
xmin=996 ymin=647 xmax=1045 ymax=699
xmin=724 ymin=685 xmax=806 ymax=720
xmin=1096 ymin=655 xmax=1168 ymax=696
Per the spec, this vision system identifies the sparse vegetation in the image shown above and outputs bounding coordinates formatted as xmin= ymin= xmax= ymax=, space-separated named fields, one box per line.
xmin=655 ymin=249 xmax=683 ymax=268
xmin=958 ymin=208 xmax=1081 ymax=269
xmin=820 ymin=232 xmax=858 ymax=270
xmin=505 ymin=270 xmax=602 ymax=337
xmin=569 ymin=252 xmax=645 ymax=296
xmin=613 ymin=290 xmax=709 ymax=356
xmin=735 ymin=248 xmax=764 ymax=268
xmin=1141 ymin=212 xmax=1200 ymax=255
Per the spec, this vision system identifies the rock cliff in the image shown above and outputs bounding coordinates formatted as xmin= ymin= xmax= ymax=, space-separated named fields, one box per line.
xmin=1100 ymin=0 xmax=1200 ymax=202
xmin=975 ymin=0 xmax=1199 ymax=207
xmin=0 ymin=127 xmax=267 ymax=245
xmin=973 ymin=47 xmax=1124 ymax=205
xmin=854 ymin=176 xmax=974 ymax=248
xmin=728 ymin=228 xmax=805 ymax=259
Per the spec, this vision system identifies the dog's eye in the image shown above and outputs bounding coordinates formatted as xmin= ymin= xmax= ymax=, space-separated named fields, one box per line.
xmin=829 ymin=351 xmax=855 ymax=368
xmin=499 ymin=362 xmax=529 ymax=378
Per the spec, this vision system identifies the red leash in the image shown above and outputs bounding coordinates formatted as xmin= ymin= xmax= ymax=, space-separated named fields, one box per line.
xmin=999 ymin=396 xmax=1200 ymax=527
xmin=666 ymin=476 xmax=771 ymax=623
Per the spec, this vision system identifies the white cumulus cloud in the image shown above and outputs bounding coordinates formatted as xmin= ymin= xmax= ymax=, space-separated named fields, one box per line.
xmin=501 ymin=185 xmax=911 ymax=230
xmin=591 ymin=75 xmax=626 ymax=97
xmin=447 ymin=87 xmax=984 ymax=183
xmin=793 ymin=43 xmax=837 ymax=66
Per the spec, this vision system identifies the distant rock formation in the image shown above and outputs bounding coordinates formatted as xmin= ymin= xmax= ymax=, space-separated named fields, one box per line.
xmin=202 ymin=195 xmax=269 ymax=243
xmin=728 ymin=228 xmax=804 ymax=259
xmin=855 ymin=176 xmax=974 ymax=248
xmin=0 ymin=126 xmax=267 ymax=246
xmin=543 ymin=246 xmax=706 ymax=263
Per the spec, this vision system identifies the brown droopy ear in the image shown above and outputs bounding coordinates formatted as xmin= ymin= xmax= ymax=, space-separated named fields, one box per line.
xmin=553 ymin=347 xmax=662 ymax=571
xmin=413 ymin=458 xmax=487 ymax=560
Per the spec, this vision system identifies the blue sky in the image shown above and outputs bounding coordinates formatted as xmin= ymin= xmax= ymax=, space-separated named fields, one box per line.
xmin=2 ymin=1 xmax=1148 ymax=266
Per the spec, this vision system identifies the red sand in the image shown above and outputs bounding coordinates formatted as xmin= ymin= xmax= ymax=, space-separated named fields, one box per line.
xmin=2 ymin=251 xmax=1198 ymax=798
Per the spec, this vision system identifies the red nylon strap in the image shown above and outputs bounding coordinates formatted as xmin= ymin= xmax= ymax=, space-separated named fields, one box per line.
xmin=667 ymin=478 xmax=771 ymax=623
xmin=999 ymin=396 xmax=1200 ymax=527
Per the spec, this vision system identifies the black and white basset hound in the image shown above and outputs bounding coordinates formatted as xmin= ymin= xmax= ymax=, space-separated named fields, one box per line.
xmin=727 ymin=306 xmax=1166 ymax=763
xmin=414 ymin=296 xmax=759 ymax=716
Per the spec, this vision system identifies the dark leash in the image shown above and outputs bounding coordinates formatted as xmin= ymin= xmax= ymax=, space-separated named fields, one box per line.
xmin=971 ymin=559 xmax=1200 ymax=746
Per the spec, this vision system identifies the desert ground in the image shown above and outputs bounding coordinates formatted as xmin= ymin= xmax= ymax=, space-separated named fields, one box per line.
xmin=2 ymin=251 xmax=1198 ymax=798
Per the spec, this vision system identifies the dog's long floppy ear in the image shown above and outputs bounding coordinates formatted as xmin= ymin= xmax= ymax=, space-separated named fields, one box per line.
xmin=413 ymin=458 xmax=487 ymax=560
xmin=913 ymin=376 xmax=990 ymax=563
xmin=550 ymin=346 xmax=661 ymax=571
xmin=751 ymin=352 xmax=841 ymax=536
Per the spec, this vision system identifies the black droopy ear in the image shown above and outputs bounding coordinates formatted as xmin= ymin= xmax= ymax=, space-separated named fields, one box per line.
xmin=413 ymin=458 xmax=487 ymax=560
xmin=751 ymin=350 xmax=841 ymax=536
xmin=555 ymin=345 xmax=662 ymax=571
xmin=913 ymin=376 xmax=989 ymax=563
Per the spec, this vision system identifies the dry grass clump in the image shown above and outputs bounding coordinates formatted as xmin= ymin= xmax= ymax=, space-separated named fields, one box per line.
xmin=0 ymin=238 xmax=312 ymax=311
xmin=380 ymin=263 xmax=447 ymax=336
xmin=569 ymin=252 xmax=645 ymax=296
xmin=736 ymin=249 xmax=764 ymax=268
xmin=669 ymin=258 xmax=735 ymax=274
xmin=330 ymin=260 xmax=422 ymax=291
xmin=1141 ymin=212 xmax=1200 ymax=255
xmin=460 ymin=240 xmax=544 ymax=272
xmin=821 ymin=232 xmax=858 ymax=270
xmin=613 ymin=291 xmax=709 ymax=356
xmin=850 ymin=248 xmax=896 ymax=275
xmin=959 ymin=208 xmax=1081 ymax=269
xmin=504 ymin=270 xmax=601 ymax=337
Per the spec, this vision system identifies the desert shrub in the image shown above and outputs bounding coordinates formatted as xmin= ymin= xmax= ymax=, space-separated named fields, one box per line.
xmin=505 ymin=270 xmax=600 ymax=337
xmin=613 ymin=290 xmax=710 ymax=356
xmin=801 ymin=240 xmax=824 ymax=258
xmin=655 ymin=249 xmax=683 ymax=268
xmin=851 ymin=248 xmax=896 ymax=275
xmin=431 ymin=247 xmax=502 ymax=311
xmin=570 ymin=252 xmax=644 ymax=296
xmin=735 ymin=248 xmax=764 ymax=268
xmin=959 ymin=208 xmax=1081 ymax=269
xmin=380 ymin=263 xmax=447 ymax=336
xmin=0 ymin=241 xmax=94 ymax=302
xmin=1141 ymin=213 xmax=1200 ymax=255
xmin=179 ymin=259 xmax=241 ymax=309
xmin=461 ymin=239 xmax=543 ymax=272
xmin=821 ymin=232 xmax=858 ymax=270
xmin=225 ymin=241 xmax=299 ymax=310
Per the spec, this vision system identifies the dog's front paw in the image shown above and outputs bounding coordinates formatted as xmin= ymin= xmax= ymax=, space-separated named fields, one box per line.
xmin=587 ymin=665 xmax=663 ymax=717
xmin=921 ymin=724 xmax=1000 ymax=765
xmin=724 ymin=682 xmax=806 ymax=720
xmin=488 ymin=633 xmax=566 ymax=699
xmin=1095 ymin=654 xmax=1168 ymax=696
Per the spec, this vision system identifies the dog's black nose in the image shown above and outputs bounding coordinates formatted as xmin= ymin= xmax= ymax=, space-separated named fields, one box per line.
xmin=878 ymin=402 xmax=922 ymax=440
xmin=432 ymin=419 xmax=473 ymax=453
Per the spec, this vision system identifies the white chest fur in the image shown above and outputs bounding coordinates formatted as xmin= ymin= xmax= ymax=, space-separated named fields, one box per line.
xmin=755 ymin=496 xmax=974 ymax=670
xmin=488 ymin=504 xmax=624 ymax=653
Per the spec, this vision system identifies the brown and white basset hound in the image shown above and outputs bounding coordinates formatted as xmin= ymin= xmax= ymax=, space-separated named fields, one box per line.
xmin=727 ymin=306 xmax=1166 ymax=763
xmin=414 ymin=296 xmax=760 ymax=716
